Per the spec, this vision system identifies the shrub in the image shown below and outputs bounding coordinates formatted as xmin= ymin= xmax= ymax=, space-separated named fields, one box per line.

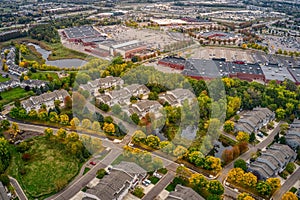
xmin=22 ymin=153 xmax=31 ymax=161
xmin=132 ymin=186 xmax=144 ymax=198
xmin=96 ymin=169 xmax=107 ymax=179
xmin=286 ymin=162 xmax=296 ymax=174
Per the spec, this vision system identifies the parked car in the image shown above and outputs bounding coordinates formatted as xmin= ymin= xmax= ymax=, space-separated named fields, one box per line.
xmin=142 ymin=179 xmax=151 ymax=187
xmin=90 ymin=161 xmax=96 ymax=166
xmin=257 ymin=133 xmax=264 ymax=138
xmin=153 ymin=172 xmax=162 ymax=179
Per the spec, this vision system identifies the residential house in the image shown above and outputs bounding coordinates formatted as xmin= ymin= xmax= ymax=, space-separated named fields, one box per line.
xmin=20 ymin=80 xmax=48 ymax=89
xmin=158 ymin=88 xmax=196 ymax=106
xmin=126 ymin=100 xmax=163 ymax=118
xmin=83 ymin=163 xmax=146 ymax=200
xmin=286 ymin=120 xmax=300 ymax=150
xmin=248 ymin=143 xmax=297 ymax=180
xmin=166 ymin=185 xmax=205 ymax=200
xmin=21 ymin=90 xmax=70 ymax=113
xmin=235 ymin=107 xmax=275 ymax=134
xmin=80 ymin=76 xmax=124 ymax=95
xmin=113 ymin=161 xmax=147 ymax=183
xmin=0 ymin=80 xmax=20 ymax=92
xmin=5 ymin=47 xmax=28 ymax=77
xmin=96 ymin=84 xmax=150 ymax=106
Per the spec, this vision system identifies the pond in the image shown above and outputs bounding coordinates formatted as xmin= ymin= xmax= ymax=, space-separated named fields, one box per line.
xmin=28 ymin=43 xmax=87 ymax=68
xmin=208 ymin=140 xmax=232 ymax=159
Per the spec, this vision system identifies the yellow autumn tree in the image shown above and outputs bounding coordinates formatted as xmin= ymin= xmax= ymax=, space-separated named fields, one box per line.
xmin=103 ymin=122 xmax=115 ymax=133
xmin=236 ymin=131 xmax=250 ymax=143
xmin=282 ymin=192 xmax=298 ymax=200
xmin=242 ymin=172 xmax=257 ymax=187
xmin=266 ymin=178 xmax=281 ymax=192
xmin=70 ymin=117 xmax=80 ymax=128
xmin=237 ymin=193 xmax=255 ymax=200
xmin=227 ymin=167 xmax=244 ymax=184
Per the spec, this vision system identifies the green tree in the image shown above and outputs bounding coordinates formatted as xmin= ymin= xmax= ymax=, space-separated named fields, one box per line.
xmin=38 ymin=111 xmax=48 ymax=121
xmin=189 ymin=173 xmax=208 ymax=188
xmin=160 ymin=141 xmax=175 ymax=154
xmin=132 ymin=130 xmax=146 ymax=144
xmin=266 ymin=178 xmax=281 ymax=192
xmin=256 ymin=181 xmax=272 ymax=196
xmin=131 ymin=113 xmax=140 ymax=125
xmin=285 ymin=162 xmax=296 ymax=174
xmin=276 ymin=108 xmax=286 ymax=120
xmin=0 ymin=120 xmax=10 ymax=130
xmin=146 ymin=135 xmax=160 ymax=149
xmin=0 ymin=138 xmax=10 ymax=173
xmin=111 ymin=104 xmax=122 ymax=115
xmin=208 ymin=180 xmax=224 ymax=195
xmin=28 ymin=109 xmax=38 ymax=119
xmin=234 ymin=159 xmax=247 ymax=171
xmin=249 ymin=132 xmax=256 ymax=143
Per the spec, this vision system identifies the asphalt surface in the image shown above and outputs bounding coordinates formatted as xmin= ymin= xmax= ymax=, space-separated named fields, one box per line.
xmin=272 ymin=167 xmax=300 ymax=200
xmin=9 ymin=177 xmax=28 ymax=200
xmin=142 ymin=172 xmax=175 ymax=200
xmin=218 ymin=122 xmax=283 ymax=199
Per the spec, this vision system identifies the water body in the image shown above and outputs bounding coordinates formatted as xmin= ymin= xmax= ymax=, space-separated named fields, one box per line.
xmin=208 ymin=140 xmax=232 ymax=159
xmin=28 ymin=43 xmax=87 ymax=68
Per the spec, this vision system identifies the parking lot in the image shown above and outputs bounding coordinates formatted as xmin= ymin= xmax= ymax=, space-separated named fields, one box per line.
xmin=109 ymin=26 xmax=183 ymax=50
xmin=187 ymin=47 xmax=255 ymax=63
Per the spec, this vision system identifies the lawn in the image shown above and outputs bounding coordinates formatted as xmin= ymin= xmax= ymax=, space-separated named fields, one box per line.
xmin=8 ymin=136 xmax=85 ymax=199
xmin=1 ymin=37 xmax=91 ymax=61
xmin=28 ymin=71 xmax=59 ymax=81
xmin=0 ymin=87 xmax=34 ymax=106
xmin=148 ymin=176 xmax=160 ymax=184
xmin=0 ymin=76 xmax=10 ymax=83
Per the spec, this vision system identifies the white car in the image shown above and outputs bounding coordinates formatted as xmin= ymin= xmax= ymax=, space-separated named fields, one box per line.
xmin=142 ymin=179 xmax=151 ymax=187
xmin=153 ymin=172 xmax=162 ymax=179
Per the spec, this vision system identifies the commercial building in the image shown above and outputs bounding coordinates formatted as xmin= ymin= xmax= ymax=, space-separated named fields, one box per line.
xmin=150 ymin=19 xmax=188 ymax=26
xmin=261 ymin=63 xmax=296 ymax=83
xmin=248 ymin=143 xmax=297 ymax=180
xmin=98 ymin=40 xmax=147 ymax=58
xmin=158 ymin=56 xmax=186 ymax=70
xmin=62 ymin=26 xmax=104 ymax=43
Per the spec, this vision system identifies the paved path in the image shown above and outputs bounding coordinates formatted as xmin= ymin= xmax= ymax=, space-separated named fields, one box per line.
xmin=9 ymin=176 xmax=28 ymax=200
xmin=142 ymin=172 xmax=175 ymax=200
xmin=218 ymin=122 xmax=282 ymax=199
xmin=272 ymin=167 xmax=300 ymax=200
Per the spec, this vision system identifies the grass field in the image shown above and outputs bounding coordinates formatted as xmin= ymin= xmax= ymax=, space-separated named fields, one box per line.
xmin=0 ymin=87 xmax=34 ymax=106
xmin=28 ymin=71 xmax=59 ymax=81
xmin=0 ymin=37 xmax=91 ymax=61
xmin=0 ymin=76 xmax=10 ymax=82
xmin=8 ymin=136 xmax=84 ymax=199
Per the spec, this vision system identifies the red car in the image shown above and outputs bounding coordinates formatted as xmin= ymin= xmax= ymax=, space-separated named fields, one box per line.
xmin=90 ymin=161 xmax=96 ymax=166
